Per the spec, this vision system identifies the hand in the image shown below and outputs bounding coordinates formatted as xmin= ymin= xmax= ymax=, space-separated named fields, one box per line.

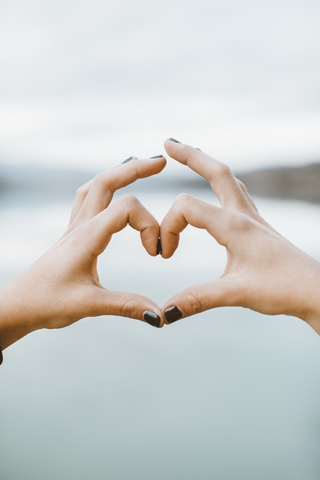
xmin=160 ymin=139 xmax=320 ymax=334
xmin=0 ymin=155 xmax=166 ymax=350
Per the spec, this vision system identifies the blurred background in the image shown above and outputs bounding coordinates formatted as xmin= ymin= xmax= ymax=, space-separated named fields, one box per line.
xmin=1 ymin=1 xmax=320 ymax=479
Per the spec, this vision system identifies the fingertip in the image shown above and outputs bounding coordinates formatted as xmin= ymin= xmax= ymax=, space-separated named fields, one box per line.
xmin=120 ymin=155 xmax=166 ymax=176
xmin=142 ymin=304 xmax=166 ymax=328
xmin=140 ymin=223 xmax=160 ymax=257
xmin=143 ymin=310 xmax=162 ymax=328
xmin=160 ymin=249 xmax=174 ymax=260
xmin=141 ymin=305 xmax=166 ymax=329
xmin=164 ymin=138 xmax=197 ymax=166
xmin=121 ymin=155 xmax=139 ymax=165
xmin=164 ymin=306 xmax=183 ymax=324
xmin=122 ymin=156 xmax=133 ymax=164
xmin=164 ymin=138 xmax=182 ymax=152
xmin=159 ymin=233 xmax=179 ymax=259
xmin=152 ymin=155 xmax=167 ymax=172
xmin=140 ymin=155 xmax=167 ymax=176
xmin=161 ymin=299 xmax=185 ymax=325
xmin=149 ymin=154 xmax=164 ymax=159
xmin=159 ymin=216 xmax=180 ymax=258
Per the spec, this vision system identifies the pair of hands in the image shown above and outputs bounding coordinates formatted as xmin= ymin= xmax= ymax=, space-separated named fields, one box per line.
xmin=1 ymin=139 xmax=320 ymax=351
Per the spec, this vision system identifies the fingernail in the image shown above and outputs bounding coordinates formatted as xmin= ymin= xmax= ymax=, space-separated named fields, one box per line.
xmin=196 ymin=148 xmax=202 ymax=151
xmin=143 ymin=310 xmax=161 ymax=328
xmin=169 ymin=138 xmax=181 ymax=144
xmin=156 ymin=238 xmax=162 ymax=256
xmin=164 ymin=306 xmax=182 ymax=323
xmin=122 ymin=156 xmax=133 ymax=164
xmin=149 ymin=155 xmax=163 ymax=159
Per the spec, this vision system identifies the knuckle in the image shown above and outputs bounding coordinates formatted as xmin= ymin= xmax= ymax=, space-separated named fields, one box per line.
xmin=182 ymin=289 xmax=203 ymax=315
xmin=237 ymin=180 xmax=247 ymax=192
xmin=122 ymin=193 xmax=139 ymax=206
xmin=93 ymin=172 xmax=105 ymax=184
xmin=216 ymin=163 xmax=232 ymax=179
xmin=227 ymin=211 xmax=252 ymax=231
xmin=121 ymin=297 xmax=141 ymax=319
xmin=93 ymin=172 xmax=113 ymax=191
xmin=118 ymin=194 xmax=140 ymax=213
xmin=76 ymin=185 xmax=88 ymax=199
xmin=174 ymin=192 xmax=192 ymax=208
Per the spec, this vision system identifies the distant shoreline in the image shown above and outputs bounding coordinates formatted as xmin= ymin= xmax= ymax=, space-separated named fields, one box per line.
xmin=1 ymin=162 xmax=320 ymax=204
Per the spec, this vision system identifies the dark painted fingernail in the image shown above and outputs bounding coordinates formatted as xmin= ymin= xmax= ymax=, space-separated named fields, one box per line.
xmin=122 ymin=156 xmax=133 ymax=164
xmin=164 ymin=306 xmax=183 ymax=323
xmin=143 ymin=310 xmax=161 ymax=328
xmin=156 ymin=238 xmax=162 ymax=256
xmin=169 ymin=138 xmax=181 ymax=144
xmin=149 ymin=155 xmax=163 ymax=159
xmin=196 ymin=148 xmax=202 ymax=151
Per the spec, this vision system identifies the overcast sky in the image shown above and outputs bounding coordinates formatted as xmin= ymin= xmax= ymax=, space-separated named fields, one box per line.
xmin=1 ymin=0 xmax=320 ymax=173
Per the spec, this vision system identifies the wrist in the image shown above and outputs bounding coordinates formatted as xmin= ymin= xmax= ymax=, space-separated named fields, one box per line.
xmin=302 ymin=294 xmax=320 ymax=335
xmin=296 ymin=257 xmax=320 ymax=335
xmin=304 ymin=310 xmax=320 ymax=335
xmin=0 ymin=278 xmax=43 ymax=350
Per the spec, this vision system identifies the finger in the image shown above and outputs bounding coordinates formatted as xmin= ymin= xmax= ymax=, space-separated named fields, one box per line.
xmin=69 ymin=178 xmax=94 ymax=226
xmin=161 ymin=275 xmax=239 ymax=324
xmin=234 ymin=178 xmax=280 ymax=232
xmin=81 ymin=194 xmax=160 ymax=257
xmin=87 ymin=286 xmax=164 ymax=328
xmin=236 ymin=178 xmax=258 ymax=212
xmin=68 ymin=156 xmax=142 ymax=225
xmin=164 ymin=138 xmax=254 ymax=214
xmin=70 ymin=155 xmax=166 ymax=228
xmin=68 ymin=157 xmax=141 ymax=226
xmin=160 ymin=193 xmax=236 ymax=258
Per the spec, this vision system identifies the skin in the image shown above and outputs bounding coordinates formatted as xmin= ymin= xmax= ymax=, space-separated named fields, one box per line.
xmin=0 ymin=155 xmax=167 ymax=351
xmin=1 ymin=140 xmax=320 ymax=354
xmin=160 ymin=139 xmax=320 ymax=334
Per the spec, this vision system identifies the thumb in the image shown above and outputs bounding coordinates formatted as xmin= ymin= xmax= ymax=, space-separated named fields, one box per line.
xmin=88 ymin=286 xmax=165 ymax=328
xmin=162 ymin=276 xmax=239 ymax=324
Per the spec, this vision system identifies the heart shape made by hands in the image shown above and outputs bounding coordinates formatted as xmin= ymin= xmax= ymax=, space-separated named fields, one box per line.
xmin=110 ymin=140 xmax=308 ymax=330
xmin=0 ymin=139 xmax=316 ymax=354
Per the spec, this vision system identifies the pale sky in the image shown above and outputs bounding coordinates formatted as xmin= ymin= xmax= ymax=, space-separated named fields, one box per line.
xmin=1 ymin=0 xmax=320 ymax=173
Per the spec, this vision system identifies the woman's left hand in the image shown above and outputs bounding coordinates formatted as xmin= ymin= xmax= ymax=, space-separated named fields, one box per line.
xmin=160 ymin=139 xmax=320 ymax=334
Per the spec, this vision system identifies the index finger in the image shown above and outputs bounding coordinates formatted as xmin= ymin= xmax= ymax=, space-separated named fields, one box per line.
xmin=69 ymin=155 xmax=166 ymax=229
xmin=164 ymin=138 xmax=250 ymax=213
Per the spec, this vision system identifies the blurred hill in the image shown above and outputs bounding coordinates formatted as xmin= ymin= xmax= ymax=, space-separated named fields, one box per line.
xmin=237 ymin=163 xmax=320 ymax=204
xmin=0 ymin=162 xmax=320 ymax=203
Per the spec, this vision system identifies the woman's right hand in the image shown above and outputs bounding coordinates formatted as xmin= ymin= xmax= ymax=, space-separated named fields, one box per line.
xmin=160 ymin=139 xmax=320 ymax=334
xmin=0 ymin=154 xmax=167 ymax=352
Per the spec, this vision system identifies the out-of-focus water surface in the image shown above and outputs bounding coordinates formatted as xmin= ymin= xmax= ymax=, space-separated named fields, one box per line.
xmin=1 ymin=190 xmax=320 ymax=480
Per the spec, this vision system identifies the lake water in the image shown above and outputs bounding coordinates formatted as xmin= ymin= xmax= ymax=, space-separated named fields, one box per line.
xmin=1 ymin=189 xmax=320 ymax=480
